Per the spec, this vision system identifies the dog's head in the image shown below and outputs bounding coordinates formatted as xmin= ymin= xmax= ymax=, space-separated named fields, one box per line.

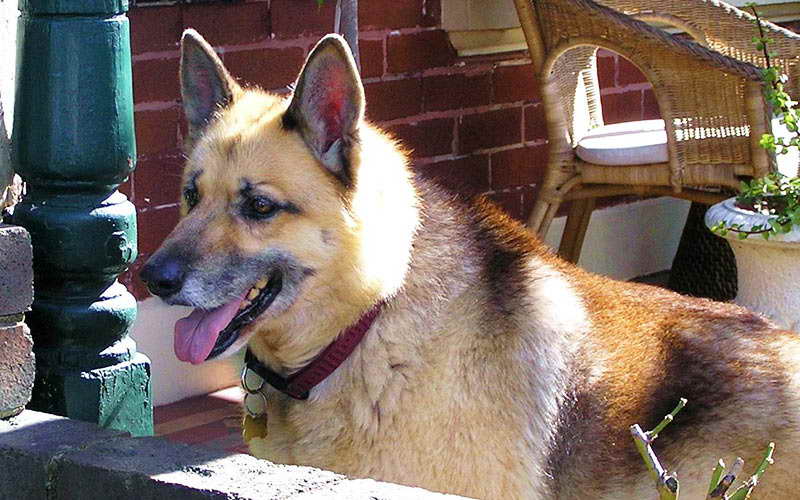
xmin=140 ymin=30 xmax=416 ymax=365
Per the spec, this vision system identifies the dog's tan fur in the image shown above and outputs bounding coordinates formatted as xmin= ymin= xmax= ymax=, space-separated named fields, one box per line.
xmin=145 ymin=31 xmax=800 ymax=499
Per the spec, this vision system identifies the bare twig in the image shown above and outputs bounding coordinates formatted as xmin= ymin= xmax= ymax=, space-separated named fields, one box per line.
xmin=649 ymin=398 xmax=688 ymax=439
xmin=633 ymin=398 xmax=775 ymax=500
xmin=728 ymin=443 xmax=775 ymax=500
xmin=631 ymin=398 xmax=687 ymax=500
xmin=706 ymin=459 xmax=726 ymax=499
xmin=708 ymin=457 xmax=744 ymax=498
xmin=335 ymin=0 xmax=360 ymax=71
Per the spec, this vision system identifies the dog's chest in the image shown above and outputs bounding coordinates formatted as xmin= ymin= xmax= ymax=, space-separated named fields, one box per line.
xmin=246 ymin=371 xmax=548 ymax=499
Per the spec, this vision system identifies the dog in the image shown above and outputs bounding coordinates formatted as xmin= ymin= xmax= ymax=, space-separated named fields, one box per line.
xmin=139 ymin=29 xmax=800 ymax=499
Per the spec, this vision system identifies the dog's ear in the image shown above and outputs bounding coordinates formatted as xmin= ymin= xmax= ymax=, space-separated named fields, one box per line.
xmin=180 ymin=29 xmax=239 ymax=145
xmin=284 ymin=34 xmax=364 ymax=186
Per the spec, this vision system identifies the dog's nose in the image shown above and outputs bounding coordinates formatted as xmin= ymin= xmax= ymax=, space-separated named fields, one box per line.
xmin=139 ymin=255 xmax=187 ymax=298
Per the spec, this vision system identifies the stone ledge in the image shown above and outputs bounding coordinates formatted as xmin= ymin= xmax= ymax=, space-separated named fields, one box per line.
xmin=0 ymin=224 xmax=33 ymax=316
xmin=0 ymin=411 xmax=469 ymax=500
xmin=0 ymin=322 xmax=35 ymax=419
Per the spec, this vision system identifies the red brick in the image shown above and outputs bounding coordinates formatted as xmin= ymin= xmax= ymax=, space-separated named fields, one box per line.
xmin=133 ymin=57 xmax=181 ymax=104
xmin=136 ymin=205 xmax=181 ymax=257
xmin=359 ymin=38 xmax=384 ymax=79
xmin=387 ymin=118 xmax=453 ymax=158
xmin=387 ymin=31 xmax=455 ymax=74
xmin=183 ymin=2 xmax=270 ymax=45
xmin=223 ymin=46 xmax=306 ymax=91
xmin=134 ymin=154 xmax=185 ymax=209
xmin=423 ymin=72 xmax=491 ymax=112
xmin=524 ymin=104 xmax=548 ymax=142
xmin=601 ymin=90 xmax=642 ymax=124
xmin=119 ymin=266 xmax=142 ymax=300
xmin=422 ymin=0 xmax=441 ymax=27
xmin=415 ymin=155 xmax=490 ymax=196
xmin=459 ymin=107 xmax=522 ymax=153
xmin=125 ymin=204 xmax=181 ymax=300
xmin=271 ymin=0 xmax=335 ymax=39
xmin=363 ymin=78 xmax=423 ymax=121
xmin=490 ymin=144 xmax=547 ymax=190
xmin=617 ymin=56 xmax=648 ymax=86
xmin=360 ymin=0 xmax=423 ymax=29
xmin=129 ymin=6 xmax=181 ymax=54
xmin=642 ymin=88 xmax=661 ymax=120
xmin=135 ymin=108 xmax=181 ymax=156
xmin=487 ymin=190 xmax=524 ymax=221
xmin=121 ymin=258 xmax=150 ymax=301
xmin=596 ymin=52 xmax=615 ymax=89
xmin=493 ymin=64 xmax=539 ymax=104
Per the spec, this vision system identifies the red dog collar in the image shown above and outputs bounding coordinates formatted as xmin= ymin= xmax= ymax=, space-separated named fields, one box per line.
xmin=244 ymin=301 xmax=384 ymax=400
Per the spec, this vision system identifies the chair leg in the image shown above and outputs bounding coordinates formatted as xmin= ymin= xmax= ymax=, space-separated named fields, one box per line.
xmin=558 ymin=198 xmax=596 ymax=264
xmin=527 ymin=196 xmax=561 ymax=240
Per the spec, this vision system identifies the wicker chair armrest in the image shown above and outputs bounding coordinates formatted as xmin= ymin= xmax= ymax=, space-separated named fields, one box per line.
xmin=537 ymin=0 xmax=763 ymax=82
xmin=597 ymin=0 xmax=800 ymax=92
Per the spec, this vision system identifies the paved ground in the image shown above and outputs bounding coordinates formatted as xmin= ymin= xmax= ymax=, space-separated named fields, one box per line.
xmin=155 ymin=386 xmax=247 ymax=455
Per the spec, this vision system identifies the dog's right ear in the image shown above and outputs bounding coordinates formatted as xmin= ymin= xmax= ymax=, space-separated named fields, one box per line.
xmin=283 ymin=35 xmax=364 ymax=187
xmin=180 ymin=29 xmax=239 ymax=145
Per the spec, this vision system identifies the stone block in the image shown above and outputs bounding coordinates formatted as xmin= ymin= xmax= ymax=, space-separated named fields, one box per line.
xmin=0 ymin=411 xmax=469 ymax=500
xmin=0 ymin=224 xmax=33 ymax=316
xmin=0 ymin=321 xmax=34 ymax=419
xmin=0 ymin=411 xmax=129 ymax=499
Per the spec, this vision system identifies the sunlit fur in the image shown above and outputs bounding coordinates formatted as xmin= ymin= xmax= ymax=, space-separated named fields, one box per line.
xmin=154 ymin=33 xmax=800 ymax=499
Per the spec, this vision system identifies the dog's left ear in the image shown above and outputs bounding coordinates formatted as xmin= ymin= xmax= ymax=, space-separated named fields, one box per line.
xmin=284 ymin=35 xmax=364 ymax=186
xmin=181 ymin=29 xmax=240 ymax=147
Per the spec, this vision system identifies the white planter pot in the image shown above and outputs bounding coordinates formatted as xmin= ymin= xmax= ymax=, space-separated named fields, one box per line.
xmin=705 ymin=198 xmax=800 ymax=331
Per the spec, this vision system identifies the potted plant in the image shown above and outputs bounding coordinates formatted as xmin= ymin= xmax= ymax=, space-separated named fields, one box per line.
xmin=705 ymin=4 xmax=800 ymax=330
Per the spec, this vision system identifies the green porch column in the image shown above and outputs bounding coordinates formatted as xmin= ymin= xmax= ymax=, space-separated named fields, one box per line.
xmin=10 ymin=0 xmax=152 ymax=436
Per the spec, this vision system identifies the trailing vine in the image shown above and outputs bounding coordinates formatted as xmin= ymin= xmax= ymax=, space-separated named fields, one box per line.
xmin=710 ymin=4 xmax=800 ymax=240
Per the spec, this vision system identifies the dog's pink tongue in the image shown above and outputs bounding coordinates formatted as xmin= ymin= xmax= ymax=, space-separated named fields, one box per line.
xmin=174 ymin=296 xmax=244 ymax=364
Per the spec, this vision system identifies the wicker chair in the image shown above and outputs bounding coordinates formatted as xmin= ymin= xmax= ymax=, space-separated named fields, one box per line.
xmin=512 ymin=0 xmax=798 ymax=263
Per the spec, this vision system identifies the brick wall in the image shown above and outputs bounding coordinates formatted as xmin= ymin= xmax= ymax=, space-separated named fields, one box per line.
xmin=122 ymin=0 xmax=652 ymax=299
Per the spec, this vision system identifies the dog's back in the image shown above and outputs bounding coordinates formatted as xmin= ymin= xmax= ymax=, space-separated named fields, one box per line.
xmin=393 ymin=191 xmax=800 ymax=498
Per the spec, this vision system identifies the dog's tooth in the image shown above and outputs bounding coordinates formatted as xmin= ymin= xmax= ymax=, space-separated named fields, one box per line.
xmin=255 ymin=278 xmax=268 ymax=290
xmin=248 ymin=288 xmax=259 ymax=300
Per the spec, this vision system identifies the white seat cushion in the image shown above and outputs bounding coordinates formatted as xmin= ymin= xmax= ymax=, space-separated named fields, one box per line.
xmin=575 ymin=119 xmax=668 ymax=166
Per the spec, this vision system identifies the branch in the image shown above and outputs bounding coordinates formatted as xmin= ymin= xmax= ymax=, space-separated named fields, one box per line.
xmin=706 ymin=459 xmax=726 ymax=498
xmin=727 ymin=443 xmax=775 ymax=500
xmin=632 ymin=398 xmax=775 ymax=500
xmin=335 ymin=0 xmax=360 ymax=72
xmin=630 ymin=398 xmax=687 ymax=500
xmin=708 ymin=457 xmax=744 ymax=498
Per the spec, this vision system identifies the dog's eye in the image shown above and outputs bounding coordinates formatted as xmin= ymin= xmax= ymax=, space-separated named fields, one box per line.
xmin=183 ymin=186 xmax=200 ymax=211
xmin=246 ymin=197 xmax=278 ymax=220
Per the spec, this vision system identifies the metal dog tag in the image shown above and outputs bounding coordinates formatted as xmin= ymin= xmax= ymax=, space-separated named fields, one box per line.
xmin=241 ymin=365 xmax=268 ymax=418
xmin=244 ymin=391 xmax=268 ymax=418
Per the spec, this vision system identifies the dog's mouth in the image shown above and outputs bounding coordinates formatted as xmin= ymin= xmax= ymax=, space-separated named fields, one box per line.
xmin=173 ymin=271 xmax=283 ymax=364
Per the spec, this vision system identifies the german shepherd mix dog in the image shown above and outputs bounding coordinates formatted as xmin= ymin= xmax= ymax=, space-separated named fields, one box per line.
xmin=140 ymin=30 xmax=800 ymax=499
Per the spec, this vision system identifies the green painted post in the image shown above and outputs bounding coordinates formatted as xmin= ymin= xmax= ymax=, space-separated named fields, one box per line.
xmin=10 ymin=0 xmax=153 ymax=436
